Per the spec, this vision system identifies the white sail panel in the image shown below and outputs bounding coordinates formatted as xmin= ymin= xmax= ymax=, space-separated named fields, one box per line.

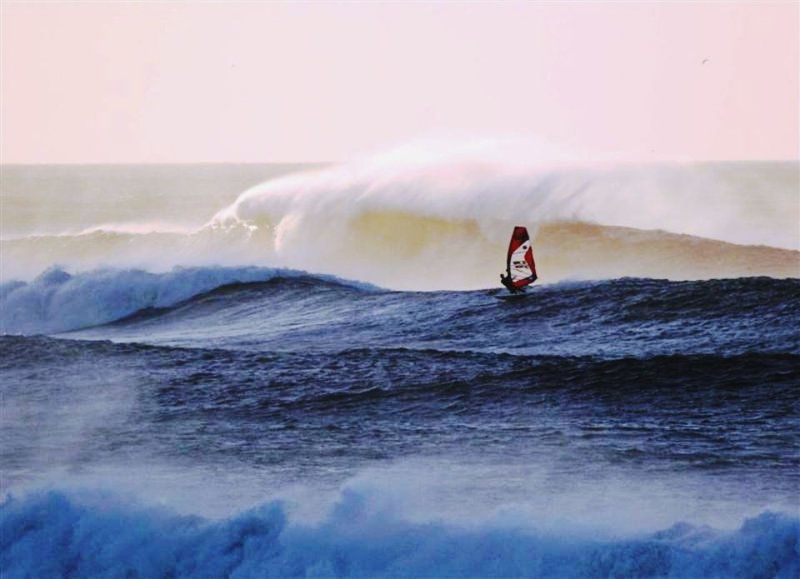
xmin=509 ymin=241 xmax=534 ymax=282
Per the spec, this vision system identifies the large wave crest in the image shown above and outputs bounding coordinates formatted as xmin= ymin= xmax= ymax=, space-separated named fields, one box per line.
xmin=3 ymin=144 xmax=798 ymax=288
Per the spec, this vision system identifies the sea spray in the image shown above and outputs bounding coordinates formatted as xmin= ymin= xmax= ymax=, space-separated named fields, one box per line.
xmin=2 ymin=155 xmax=798 ymax=287
xmin=1 ymin=489 xmax=797 ymax=578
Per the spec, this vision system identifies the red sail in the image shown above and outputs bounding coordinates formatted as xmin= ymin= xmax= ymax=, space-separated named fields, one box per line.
xmin=506 ymin=226 xmax=537 ymax=288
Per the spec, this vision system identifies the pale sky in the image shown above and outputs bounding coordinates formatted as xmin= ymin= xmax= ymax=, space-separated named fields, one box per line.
xmin=1 ymin=1 xmax=798 ymax=163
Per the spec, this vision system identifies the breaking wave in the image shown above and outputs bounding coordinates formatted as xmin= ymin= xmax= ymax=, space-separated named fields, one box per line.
xmin=2 ymin=148 xmax=797 ymax=289
xmin=214 ymin=153 xmax=799 ymax=251
xmin=0 ymin=266 xmax=372 ymax=335
xmin=202 ymin=153 xmax=799 ymax=288
xmin=1 ymin=489 xmax=797 ymax=578
xmin=3 ymin=265 xmax=799 ymax=340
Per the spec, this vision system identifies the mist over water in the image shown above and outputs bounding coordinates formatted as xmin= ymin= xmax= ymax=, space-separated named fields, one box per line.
xmin=1 ymin=163 xmax=318 ymax=238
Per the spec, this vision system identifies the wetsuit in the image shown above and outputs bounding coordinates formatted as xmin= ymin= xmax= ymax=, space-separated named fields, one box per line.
xmin=500 ymin=273 xmax=521 ymax=294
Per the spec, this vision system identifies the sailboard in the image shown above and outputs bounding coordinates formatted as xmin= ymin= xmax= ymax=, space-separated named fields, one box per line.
xmin=498 ymin=226 xmax=537 ymax=296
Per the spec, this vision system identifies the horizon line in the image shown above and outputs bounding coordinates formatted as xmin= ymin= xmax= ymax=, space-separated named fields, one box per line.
xmin=2 ymin=159 xmax=798 ymax=167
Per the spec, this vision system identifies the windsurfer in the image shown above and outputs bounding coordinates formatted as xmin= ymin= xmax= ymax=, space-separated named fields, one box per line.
xmin=500 ymin=226 xmax=537 ymax=295
xmin=500 ymin=273 xmax=522 ymax=294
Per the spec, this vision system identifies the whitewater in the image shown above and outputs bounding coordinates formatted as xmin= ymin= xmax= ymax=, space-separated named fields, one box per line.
xmin=1 ymin=151 xmax=799 ymax=577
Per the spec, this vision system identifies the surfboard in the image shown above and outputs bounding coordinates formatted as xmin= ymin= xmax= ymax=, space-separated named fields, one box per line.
xmin=494 ymin=291 xmax=533 ymax=301
xmin=499 ymin=226 xmax=537 ymax=295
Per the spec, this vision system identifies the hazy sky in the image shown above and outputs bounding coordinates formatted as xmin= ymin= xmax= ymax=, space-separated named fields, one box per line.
xmin=2 ymin=1 xmax=797 ymax=163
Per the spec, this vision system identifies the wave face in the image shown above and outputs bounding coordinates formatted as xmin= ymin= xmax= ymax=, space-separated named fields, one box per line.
xmin=3 ymin=268 xmax=798 ymax=353
xmin=0 ymin=266 xmax=373 ymax=335
xmin=2 ymin=156 xmax=798 ymax=288
xmin=2 ymin=490 xmax=798 ymax=578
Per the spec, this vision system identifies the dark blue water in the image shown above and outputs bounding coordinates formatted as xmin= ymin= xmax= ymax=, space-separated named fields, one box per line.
xmin=1 ymin=270 xmax=798 ymax=577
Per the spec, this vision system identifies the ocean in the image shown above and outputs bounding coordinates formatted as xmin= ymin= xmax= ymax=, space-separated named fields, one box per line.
xmin=1 ymin=158 xmax=798 ymax=577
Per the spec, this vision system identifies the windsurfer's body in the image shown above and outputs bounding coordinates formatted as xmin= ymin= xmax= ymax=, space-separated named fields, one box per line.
xmin=500 ymin=272 xmax=524 ymax=294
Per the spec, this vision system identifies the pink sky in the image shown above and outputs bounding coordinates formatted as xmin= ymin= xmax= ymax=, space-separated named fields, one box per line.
xmin=1 ymin=1 xmax=797 ymax=163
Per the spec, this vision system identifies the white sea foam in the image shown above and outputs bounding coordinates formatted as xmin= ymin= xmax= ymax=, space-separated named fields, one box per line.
xmin=213 ymin=142 xmax=799 ymax=250
xmin=2 ymin=473 xmax=796 ymax=578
